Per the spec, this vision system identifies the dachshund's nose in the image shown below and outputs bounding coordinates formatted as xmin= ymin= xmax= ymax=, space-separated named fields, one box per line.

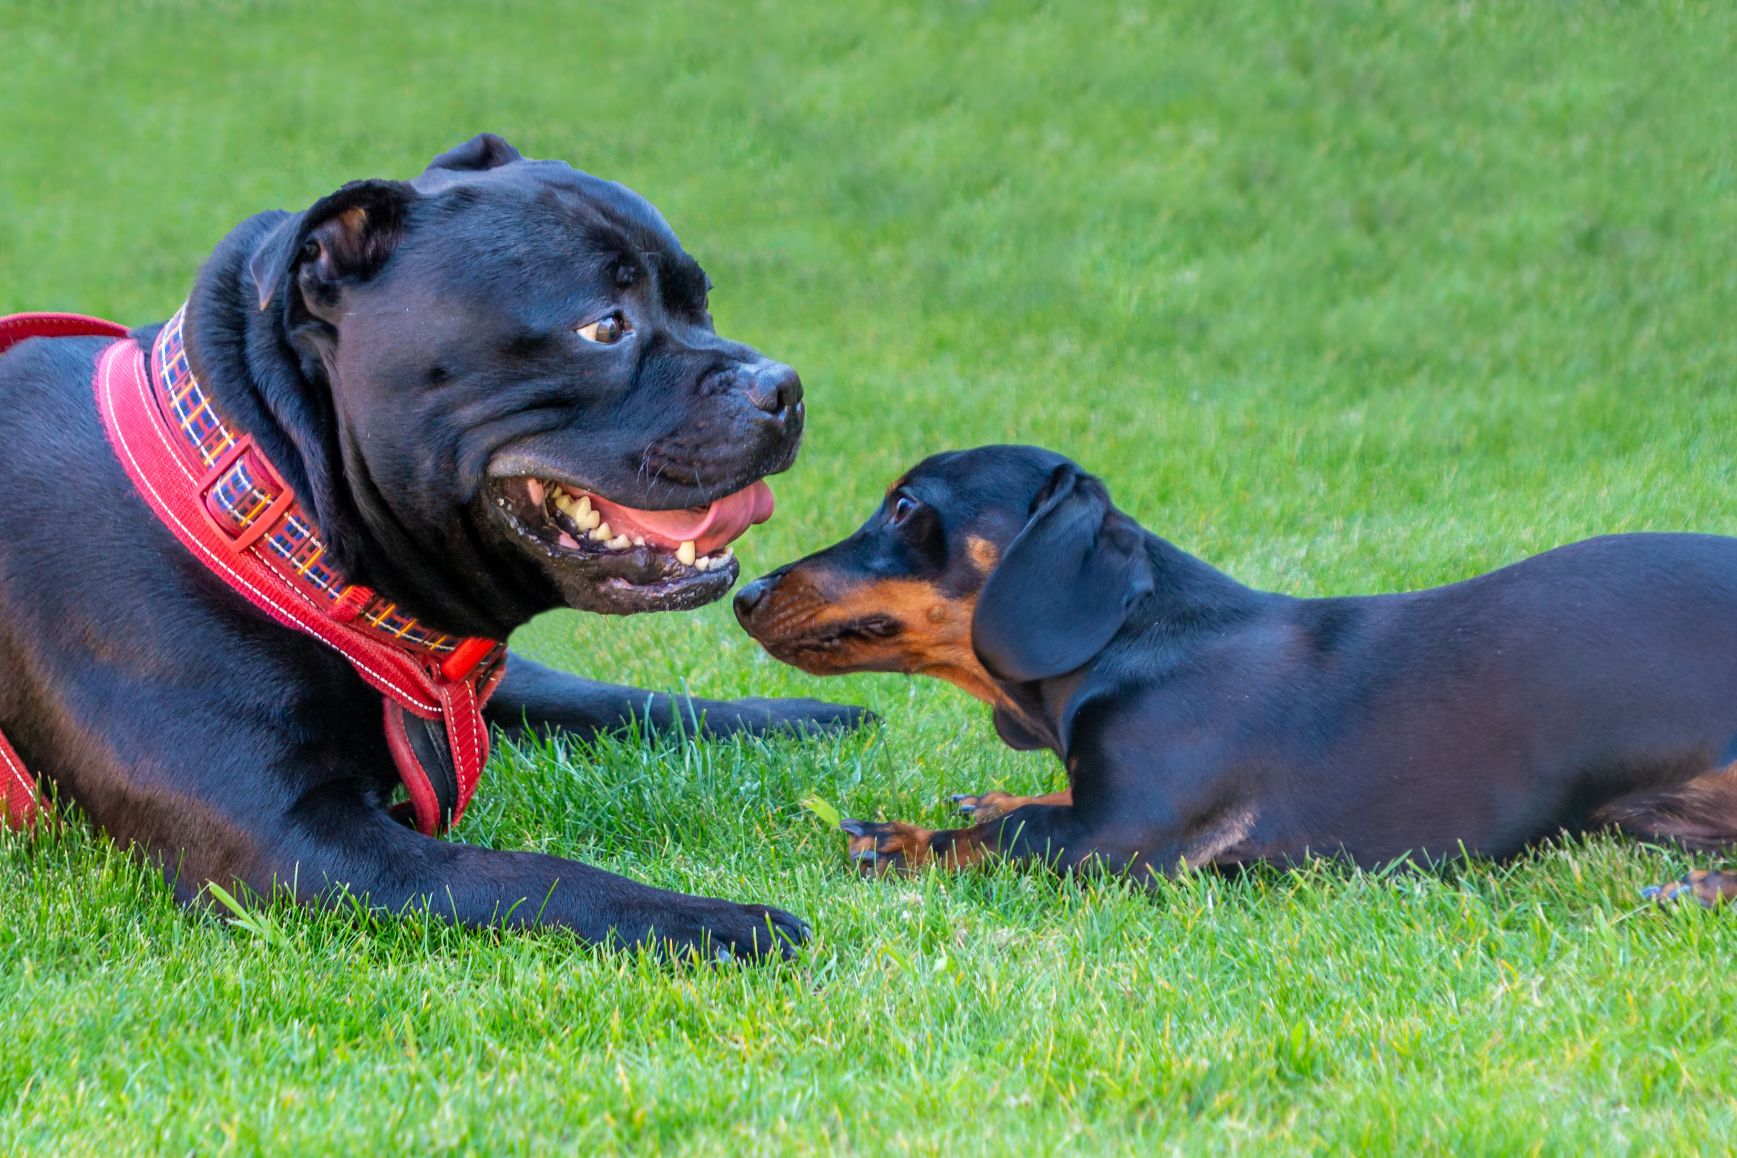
xmin=733 ymin=575 xmax=773 ymax=624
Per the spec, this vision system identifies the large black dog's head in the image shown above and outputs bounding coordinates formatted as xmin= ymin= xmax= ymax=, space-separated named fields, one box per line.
xmin=733 ymin=446 xmax=1155 ymax=707
xmin=238 ymin=133 xmax=801 ymax=626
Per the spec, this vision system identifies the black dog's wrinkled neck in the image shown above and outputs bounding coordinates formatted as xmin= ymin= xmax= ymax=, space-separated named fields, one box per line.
xmin=181 ymin=213 xmax=536 ymax=639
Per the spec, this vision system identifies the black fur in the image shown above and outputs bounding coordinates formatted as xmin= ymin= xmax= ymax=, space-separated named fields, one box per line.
xmin=0 ymin=135 xmax=870 ymax=959
xmin=973 ymin=465 xmax=1155 ymax=683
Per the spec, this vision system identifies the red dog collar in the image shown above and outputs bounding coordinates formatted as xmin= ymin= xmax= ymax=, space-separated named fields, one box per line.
xmin=0 ymin=306 xmax=503 ymax=836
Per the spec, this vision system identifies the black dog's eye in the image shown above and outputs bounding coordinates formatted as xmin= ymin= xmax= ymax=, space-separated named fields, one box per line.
xmin=889 ymin=494 xmax=919 ymax=526
xmin=576 ymin=313 xmax=632 ymax=345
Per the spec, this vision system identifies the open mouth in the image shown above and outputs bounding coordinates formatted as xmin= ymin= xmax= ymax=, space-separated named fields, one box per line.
xmin=491 ymin=475 xmax=775 ymax=612
xmin=750 ymin=613 xmax=903 ymax=673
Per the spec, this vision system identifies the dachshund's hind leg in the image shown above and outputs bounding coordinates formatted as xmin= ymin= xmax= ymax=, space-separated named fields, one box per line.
xmin=1597 ymin=764 xmax=1737 ymax=907
xmin=1643 ymin=869 xmax=1737 ymax=908
xmin=1596 ymin=763 xmax=1737 ymax=853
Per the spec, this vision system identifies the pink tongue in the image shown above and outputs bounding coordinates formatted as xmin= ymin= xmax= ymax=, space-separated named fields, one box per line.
xmin=586 ymin=480 xmax=774 ymax=556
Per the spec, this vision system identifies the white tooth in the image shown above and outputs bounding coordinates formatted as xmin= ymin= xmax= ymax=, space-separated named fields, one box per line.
xmin=694 ymin=556 xmax=712 ymax=572
xmin=579 ymin=509 xmax=602 ymax=531
xmin=631 ymin=536 xmax=646 ymax=547
xmin=606 ymin=534 xmax=631 ymax=550
xmin=590 ymin=521 xmax=612 ymax=542
xmin=720 ymin=546 xmax=733 ymax=560
xmin=677 ymin=540 xmax=697 ymax=566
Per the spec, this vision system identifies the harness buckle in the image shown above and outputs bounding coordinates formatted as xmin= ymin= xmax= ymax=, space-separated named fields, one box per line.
xmin=197 ymin=435 xmax=297 ymax=554
xmin=439 ymin=637 xmax=498 ymax=684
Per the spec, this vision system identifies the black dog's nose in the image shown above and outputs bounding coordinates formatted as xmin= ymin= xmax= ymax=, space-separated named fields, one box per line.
xmin=746 ymin=362 xmax=802 ymax=417
xmin=734 ymin=575 xmax=773 ymax=624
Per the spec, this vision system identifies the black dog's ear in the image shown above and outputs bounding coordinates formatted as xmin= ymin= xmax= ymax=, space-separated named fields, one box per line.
xmin=426 ymin=133 xmax=523 ymax=173
xmin=972 ymin=465 xmax=1155 ymax=683
xmin=249 ymin=179 xmax=414 ymax=312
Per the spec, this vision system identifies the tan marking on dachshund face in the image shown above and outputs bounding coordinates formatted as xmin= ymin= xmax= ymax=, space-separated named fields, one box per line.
xmin=740 ymin=566 xmax=1012 ymax=710
xmin=966 ymin=536 xmax=999 ymax=574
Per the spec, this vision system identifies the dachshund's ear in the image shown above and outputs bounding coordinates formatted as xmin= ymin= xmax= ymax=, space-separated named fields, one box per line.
xmin=972 ymin=465 xmax=1154 ymax=683
xmin=248 ymin=179 xmax=414 ymax=313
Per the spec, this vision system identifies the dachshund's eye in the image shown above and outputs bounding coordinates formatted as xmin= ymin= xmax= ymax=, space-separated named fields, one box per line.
xmin=889 ymin=495 xmax=919 ymax=526
xmin=576 ymin=313 xmax=631 ymax=345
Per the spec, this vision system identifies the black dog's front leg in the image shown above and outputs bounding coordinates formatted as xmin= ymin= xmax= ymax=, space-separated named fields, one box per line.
xmin=244 ymin=790 xmax=808 ymax=959
xmin=487 ymin=652 xmax=874 ymax=742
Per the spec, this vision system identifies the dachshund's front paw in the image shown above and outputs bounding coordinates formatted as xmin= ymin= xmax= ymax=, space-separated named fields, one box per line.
xmin=950 ymin=790 xmax=1021 ymax=822
xmin=1642 ymin=868 xmax=1737 ymax=908
xmin=840 ymin=818 xmax=936 ymax=877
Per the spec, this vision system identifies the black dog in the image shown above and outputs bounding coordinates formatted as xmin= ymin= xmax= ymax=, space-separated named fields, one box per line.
xmin=0 ymin=135 xmax=868 ymax=958
xmin=736 ymin=445 xmax=1737 ymax=905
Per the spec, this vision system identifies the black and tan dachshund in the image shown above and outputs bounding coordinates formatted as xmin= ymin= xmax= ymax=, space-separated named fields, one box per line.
xmin=735 ymin=445 xmax=1737 ymax=905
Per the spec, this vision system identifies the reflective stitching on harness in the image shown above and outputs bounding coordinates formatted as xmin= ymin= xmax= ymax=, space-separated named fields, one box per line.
xmin=0 ymin=736 xmax=35 ymax=810
xmin=452 ymin=679 xmax=486 ymax=802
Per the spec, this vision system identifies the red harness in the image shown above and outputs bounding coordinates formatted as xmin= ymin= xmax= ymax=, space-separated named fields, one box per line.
xmin=0 ymin=306 xmax=504 ymax=836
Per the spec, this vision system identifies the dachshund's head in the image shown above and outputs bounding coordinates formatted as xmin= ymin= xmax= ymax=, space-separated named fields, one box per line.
xmin=734 ymin=446 xmax=1154 ymax=716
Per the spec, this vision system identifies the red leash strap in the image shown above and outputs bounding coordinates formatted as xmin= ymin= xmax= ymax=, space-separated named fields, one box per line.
xmin=0 ymin=312 xmax=134 ymax=830
xmin=0 ymin=312 xmax=130 ymax=354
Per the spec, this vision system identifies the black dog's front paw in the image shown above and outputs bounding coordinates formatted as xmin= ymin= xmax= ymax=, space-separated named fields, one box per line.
xmin=620 ymin=897 xmax=811 ymax=962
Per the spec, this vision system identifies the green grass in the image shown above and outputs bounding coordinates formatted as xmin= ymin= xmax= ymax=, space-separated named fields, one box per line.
xmin=4 ymin=0 xmax=1737 ymax=1151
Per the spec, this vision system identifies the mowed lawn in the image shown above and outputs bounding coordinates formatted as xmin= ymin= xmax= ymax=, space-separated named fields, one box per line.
xmin=4 ymin=0 xmax=1737 ymax=1151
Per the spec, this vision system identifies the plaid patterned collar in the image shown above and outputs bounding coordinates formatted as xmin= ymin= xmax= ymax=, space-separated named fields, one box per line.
xmin=152 ymin=302 xmax=500 ymax=683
